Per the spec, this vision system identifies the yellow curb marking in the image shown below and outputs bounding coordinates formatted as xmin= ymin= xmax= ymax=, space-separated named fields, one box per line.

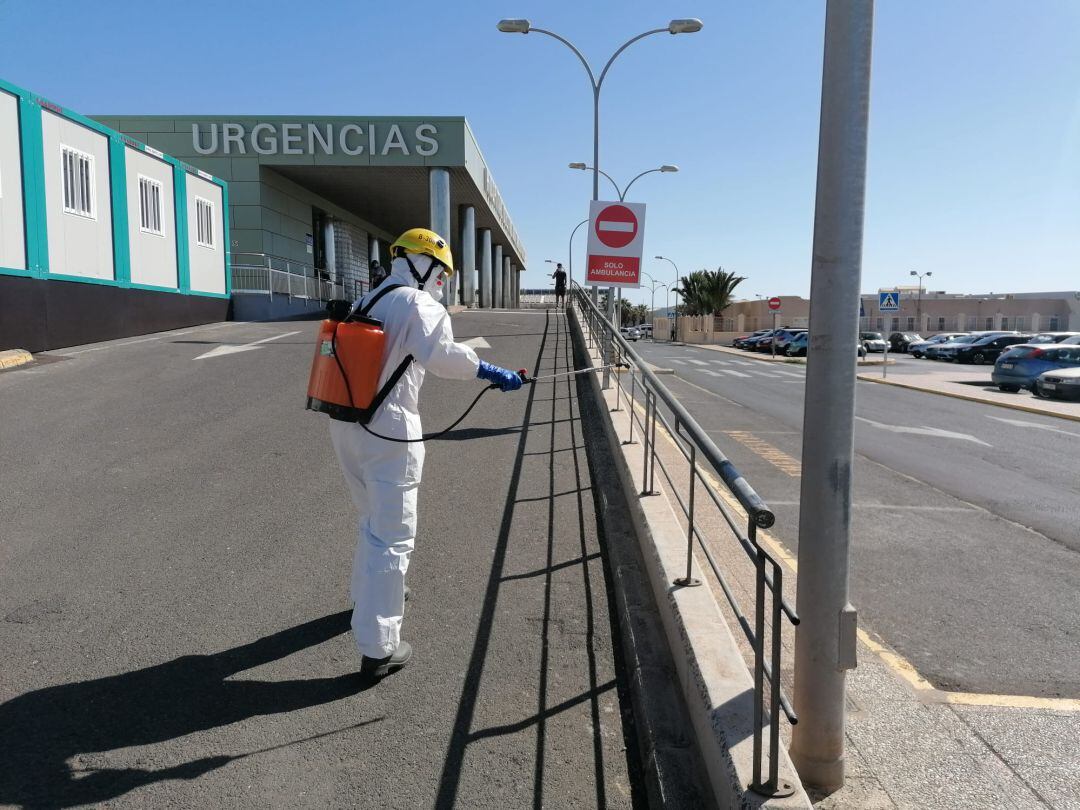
xmin=724 ymin=431 xmax=802 ymax=477
xmin=624 ymin=392 xmax=1080 ymax=712
xmin=0 ymin=349 xmax=33 ymax=369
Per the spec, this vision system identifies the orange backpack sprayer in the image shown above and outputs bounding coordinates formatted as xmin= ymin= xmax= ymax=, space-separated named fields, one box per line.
xmin=306 ymin=285 xmax=414 ymax=425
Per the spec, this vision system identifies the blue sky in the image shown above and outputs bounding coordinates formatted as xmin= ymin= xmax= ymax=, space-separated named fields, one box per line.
xmin=3 ymin=1 xmax=1079 ymax=308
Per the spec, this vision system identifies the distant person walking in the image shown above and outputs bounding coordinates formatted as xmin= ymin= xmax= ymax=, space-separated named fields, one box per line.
xmin=369 ymin=259 xmax=389 ymax=290
xmin=550 ymin=263 xmax=567 ymax=307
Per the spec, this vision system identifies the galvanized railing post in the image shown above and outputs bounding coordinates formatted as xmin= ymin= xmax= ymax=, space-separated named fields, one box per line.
xmin=640 ymin=391 xmax=652 ymax=494
xmin=674 ymin=443 xmax=701 ymax=587
xmin=751 ymin=520 xmax=766 ymax=792
xmin=624 ymin=366 xmax=637 ymax=445
xmin=612 ymin=341 xmax=623 ymax=412
xmin=648 ymin=394 xmax=658 ymax=494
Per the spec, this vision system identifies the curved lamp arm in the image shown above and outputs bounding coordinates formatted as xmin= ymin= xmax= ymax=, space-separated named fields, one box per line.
xmin=530 ymin=28 xmax=599 ymax=90
xmin=597 ymin=28 xmax=668 ymax=89
xmin=621 ymin=168 xmax=663 ymax=200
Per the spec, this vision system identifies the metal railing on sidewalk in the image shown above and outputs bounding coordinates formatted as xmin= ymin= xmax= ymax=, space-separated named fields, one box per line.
xmin=570 ymin=281 xmax=799 ymax=798
xmin=230 ymin=252 xmax=358 ymax=302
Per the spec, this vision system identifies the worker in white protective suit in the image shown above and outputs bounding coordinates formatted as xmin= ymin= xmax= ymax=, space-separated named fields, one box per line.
xmin=329 ymin=227 xmax=523 ymax=679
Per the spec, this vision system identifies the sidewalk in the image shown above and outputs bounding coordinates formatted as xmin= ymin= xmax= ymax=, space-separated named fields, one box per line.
xmin=0 ymin=311 xmax=703 ymax=807
xmin=856 ymin=365 xmax=1080 ymax=422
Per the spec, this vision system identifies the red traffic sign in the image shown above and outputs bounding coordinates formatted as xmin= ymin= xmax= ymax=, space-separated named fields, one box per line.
xmin=768 ymin=296 xmax=782 ymax=311
xmin=593 ymin=204 xmax=638 ymax=249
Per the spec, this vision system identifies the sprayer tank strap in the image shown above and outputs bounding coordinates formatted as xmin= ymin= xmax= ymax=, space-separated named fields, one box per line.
xmin=357 ymin=283 xmax=406 ymax=318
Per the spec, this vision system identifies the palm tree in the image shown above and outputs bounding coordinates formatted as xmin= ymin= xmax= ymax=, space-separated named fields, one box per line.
xmin=673 ymin=268 xmax=746 ymax=316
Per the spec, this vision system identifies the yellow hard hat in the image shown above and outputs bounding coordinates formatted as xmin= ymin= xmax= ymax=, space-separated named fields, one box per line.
xmin=389 ymin=228 xmax=454 ymax=275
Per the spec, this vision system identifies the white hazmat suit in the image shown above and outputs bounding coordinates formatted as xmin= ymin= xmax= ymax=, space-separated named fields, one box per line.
xmin=329 ymin=254 xmax=480 ymax=660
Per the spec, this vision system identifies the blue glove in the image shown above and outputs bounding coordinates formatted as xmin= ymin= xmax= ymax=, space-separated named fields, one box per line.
xmin=477 ymin=361 xmax=524 ymax=392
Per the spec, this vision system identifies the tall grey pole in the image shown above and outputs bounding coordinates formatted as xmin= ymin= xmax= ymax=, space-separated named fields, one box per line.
xmin=790 ymin=0 xmax=875 ymax=792
xmin=459 ymin=205 xmax=477 ymax=308
xmin=568 ymin=218 xmax=588 ymax=297
xmin=479 ymin=229 xmax=492 ymax=308
xmin=493 ymin=244 xmax=504 ymax=308
xmin=429 ymin=167 xmax=452 ymax=308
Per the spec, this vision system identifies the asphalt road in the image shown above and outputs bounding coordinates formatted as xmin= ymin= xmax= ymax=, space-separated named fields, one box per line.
xmin=632 ymin=339 xmax=1080 ymax=699
xmin=0 ymin=312 xmax=648 ymax=808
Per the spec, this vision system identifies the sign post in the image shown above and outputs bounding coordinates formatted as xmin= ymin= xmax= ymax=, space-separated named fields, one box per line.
xmin=586 ymin=201 xmax=646 ymax=288
xmin=878 ymin=291 xmax=899 ymax=379
xmin=768 ymin=297 xmax=782 ymax=358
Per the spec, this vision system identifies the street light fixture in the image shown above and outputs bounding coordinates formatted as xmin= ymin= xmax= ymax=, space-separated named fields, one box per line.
xmin=568 ymin=162 xmax=680 ymax=201
xmin=910 ymin=270 xmax=933 ymax=330
xmin=655 ymin=255 xmax=680 ymax=342
xmin=640 ymin=271 xmax=668 ymax=340
xmin=499 ymin=17 xmax=702 ymax=384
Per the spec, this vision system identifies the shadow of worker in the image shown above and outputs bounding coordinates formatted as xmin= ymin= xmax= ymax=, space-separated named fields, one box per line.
xmin=0 ymin=610 xmax=366 ymax=809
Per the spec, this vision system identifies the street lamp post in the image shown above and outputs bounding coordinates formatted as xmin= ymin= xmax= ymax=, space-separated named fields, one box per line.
xmin=498 ymin=17 xmax=702 ymax=386
xmin=641 ymin=271 xmax=667 ymax=340
xmin=568 ymin=217 xmax=589 ymax=297
xmin=568 ymin=162 xmax=679 ymax=201
xmin=910 ymin=270 xmax=932 ymax=332
xmin=656 ymin=255 xmax=680 ymax=342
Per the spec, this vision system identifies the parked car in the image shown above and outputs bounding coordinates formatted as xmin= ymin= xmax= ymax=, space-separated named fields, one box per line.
xmin=639 ymin=323 xmax=653 ymax=337
xmin=733 ymin=329 xmax=769 ymax=349
xmin=753 ymin=328 xmax=804 ymax=352
xmin=952 ymin=333 xmax=1032 ymax=364
xmin=1027 ymin=332 xmax=1080 ymax=344
xmin=929 ymin=333 xmax=995 ymax=361
xmin=992 ymin=344 xmax=1080 ymax=391
xmin=620 ymin=326 xmax=641 ymax=341
xmin=888 ymin=332 xmax=923 ymax=353
xmin=773 ymin=329 xmax=807 ymax=353
xmin=785 ymin=332 xmax=808 ymax=357
xmin=860 ymin=332 xmax=888 ymax=353
xmin=1035 ymin=366 xmax=1080 ymax=399
xmin=743 ymin=329 xmax=781 ymax=350
xmin=909 ymin=332 xmax=968 ymax=358
xmin=784 ymin=332 xmax=867 ymax=360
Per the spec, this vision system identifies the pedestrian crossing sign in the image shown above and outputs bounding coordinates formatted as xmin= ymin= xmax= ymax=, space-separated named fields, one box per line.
xmin=879 ymin=291 xmax=900 ymax=312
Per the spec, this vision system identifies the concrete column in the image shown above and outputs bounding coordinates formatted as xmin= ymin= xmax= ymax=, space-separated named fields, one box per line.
xmin=323 ymin=218 xmax=337 ymax=286
xmin=493 ymin=244 xmax=504 ymax=308
xmin=478 ymin=229 xmax=492 ymax=308
xmin=511 ymin=266 xmax=519 ymax=308
xmin=503 ymin=256 xmax=512 ymax=308
xmin=429 ymin=167 xmax=451 ymax=307
xmin=458 ymin=205 xmax=476 ymax=308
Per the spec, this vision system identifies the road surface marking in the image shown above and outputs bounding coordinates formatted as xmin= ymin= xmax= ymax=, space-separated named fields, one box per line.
xmin=729 ymin=360 xmax=754 ymax=366
xmin=709 ymin=359 xmax=730 ymax=365
xmin=769 ymin=369 xmax=805 ymax=378
xmin=724 ymin=431 xmax=802 ymax=476
xmin=461 ymin=336 xmax=491 ymax=349
xmin=720 ymin=369 xmax=752 ymax=378
xmin=702 ymin=370 xmax=723 ymax=377
xmin=985 ymin=414 xmax=1080 ymax=438
xmin=687 ymin=359 xmax=709 ymax=366
xmin=666 ymin=359 xmax=687 ymax=365
xmin=855 ymin=416 xmax=992 ymax=447
xmin=628 ymin=396 xmax=1079 ymax=712
xmin=194 ymin=330 xmax=301 ymax=360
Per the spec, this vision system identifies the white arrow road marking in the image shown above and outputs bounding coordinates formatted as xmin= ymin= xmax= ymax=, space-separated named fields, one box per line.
xmin=194 ymin=331 xmax=301 ymax=360
xmin=985 ymin=415 xmax=1080 ymax=438
xmin=461 ymin=337 xmax=491 ymax=349
xmin=855 ymin=416 xmax=993 ymax=447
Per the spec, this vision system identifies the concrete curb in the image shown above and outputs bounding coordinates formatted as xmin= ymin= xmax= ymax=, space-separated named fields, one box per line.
xmin=857 ymin=373 xmax=1080 ymax=423
xmin=569 ymin=309 xmax=811 ymax=809
xmin=0 ymin=349 xmax=33 ymax=370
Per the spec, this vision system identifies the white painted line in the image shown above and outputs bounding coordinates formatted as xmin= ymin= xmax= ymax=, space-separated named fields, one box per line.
xmin=461 ymin=336 xmax=492 ymax=349
xmin=194 ymin=330 xmax=301 ymax=360
xmin=855 ymin=416 xmax=992 ymax=447
xmin=729 ymin=360 xmax=754 ymax=367
xmin=63 ymin=336 xmax=163 ymax=355
xmin=709 ymin=359 xmax=730 ymax=365
xmin=721 ymin=370 xmax=752 ymax=378
xmin=687 ymin=359 xmax=709 ymax=366
xmin=770 ymin=369 xmax=805 ymax=378
xmin=702 ymin=370 xmax=723 ymax=377
xmin=985 ymin=414 xmax=1080 ymax=438
xmin=666 ymin=359 xmax=687 ymax=365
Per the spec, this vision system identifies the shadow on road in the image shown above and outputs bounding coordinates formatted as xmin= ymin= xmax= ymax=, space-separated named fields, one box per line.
xmin=0 ymin=610 xmax=376 ymax=809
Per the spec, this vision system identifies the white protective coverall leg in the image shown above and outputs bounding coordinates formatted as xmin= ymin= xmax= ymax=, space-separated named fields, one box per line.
xmin=329 ymin=254 xmax=480 ymax=660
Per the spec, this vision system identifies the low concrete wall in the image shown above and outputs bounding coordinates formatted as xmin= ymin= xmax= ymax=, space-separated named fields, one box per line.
xmin=0 ymin=275 xmax=228 ymax=352
xmin=569 ymin=306 xmax=811 ymax=809
xmin=230 ymin=292 xmax=329 ymax=322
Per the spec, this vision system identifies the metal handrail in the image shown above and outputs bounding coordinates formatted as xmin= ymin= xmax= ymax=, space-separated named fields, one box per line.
xmin=570 ymin=281 xmax=800 ymax=798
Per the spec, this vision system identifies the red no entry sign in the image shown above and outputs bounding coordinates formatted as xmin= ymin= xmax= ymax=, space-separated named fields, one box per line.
xmin=768 ymin=296 xmax=782 ymax=311
xmin=593 ymin=204 xmax=638 ymax=249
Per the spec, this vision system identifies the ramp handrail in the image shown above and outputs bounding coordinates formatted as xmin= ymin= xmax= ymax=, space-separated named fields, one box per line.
xmin=570 ymin=281 xmax=800 ymax=798
xmin=230 ymin=252 xmax=357 ymax=303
